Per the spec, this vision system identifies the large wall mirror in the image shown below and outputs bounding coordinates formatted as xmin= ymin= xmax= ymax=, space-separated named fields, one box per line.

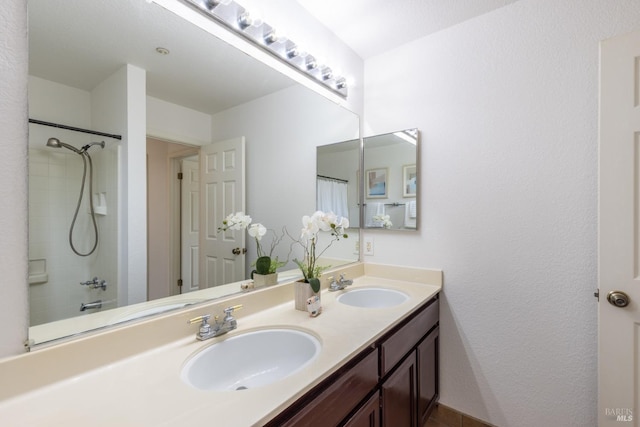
xmin=27 ymin=0 xmax=359 ymax=346
xmin=363 ymin=129 xmax=419 ymax=231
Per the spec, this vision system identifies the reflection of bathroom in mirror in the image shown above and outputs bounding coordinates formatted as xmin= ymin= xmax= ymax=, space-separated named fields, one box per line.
xmin=27 ymin=0 xmax=359 ymax=346
xmin=363 ymin=129 xmax=419 ymax=231
xmin=316 ymin=139 xmax=361 ymax=262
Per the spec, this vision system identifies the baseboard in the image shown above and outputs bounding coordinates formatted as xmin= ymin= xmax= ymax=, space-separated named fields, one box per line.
xmin=429 ymin=403 xmax=497 ymax=427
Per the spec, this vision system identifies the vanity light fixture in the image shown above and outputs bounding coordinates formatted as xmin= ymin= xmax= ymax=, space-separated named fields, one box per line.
xmin=180 ymin=0 xmax=348 ymax=98
xmin=193 ymin=0 xmax=223 ymax=11
xmin=321 ymin=67 xmax=333 ymax=81
xmin=305 ymin=55 xmax=318 ymax=71
xmin=263 ymin=28 xmax=278 ymax=45
xmin=286 ymin=44 xmax=299 ymax=59
xmin=237 ymin=11 xmax=252 ymax=29
xmin=394 ymin=129 xmax=418 ymax=145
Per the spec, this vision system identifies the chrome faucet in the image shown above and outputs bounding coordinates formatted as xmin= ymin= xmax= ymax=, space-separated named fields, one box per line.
xmin=80 ymin=300 xmax=102 ymax=311
xmin=188 ymin=304 xmax=243 ymax=341
xmin=80 ymin=276 xmax=107 ymax=291
xmin=328 ymin=274 xmax=353 ymax=292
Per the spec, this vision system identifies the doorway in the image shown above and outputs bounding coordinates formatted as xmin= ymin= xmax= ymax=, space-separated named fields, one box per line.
xmin=147 ymin=137 xmax=198 ymax=300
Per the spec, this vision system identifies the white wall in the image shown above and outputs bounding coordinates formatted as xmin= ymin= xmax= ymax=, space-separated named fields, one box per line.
xmin=363 ymin=0 xmax=640 ymax=425
xmin=210 ymin=84 xmax=359 ymax=273
xmin=147 ymin=96 xmax=212 ymax=146
xmin=0 ymin=0 xmax=28 ymax=358
xmin=92 ymin=65 xmax=147 ymax=306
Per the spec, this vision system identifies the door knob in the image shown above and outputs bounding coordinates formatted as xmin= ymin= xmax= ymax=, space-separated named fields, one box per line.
xmin=231 ymin=248 xmax=247 ymax=255
xmin=607 ymin=291 xmax=630 ymax=308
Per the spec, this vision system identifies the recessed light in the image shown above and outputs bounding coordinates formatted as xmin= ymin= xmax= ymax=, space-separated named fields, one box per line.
xmin=155 ymin=47 xmax=170 ymax=55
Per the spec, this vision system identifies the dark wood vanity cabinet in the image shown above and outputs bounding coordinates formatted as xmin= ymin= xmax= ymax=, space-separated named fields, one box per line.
xmin=379 ymin=326 xmax=439 ymax=427
xmin=417 ymin=327 xmax=439 ymax=425
xmin=343 ymin=392 xmax=381 ymax=427
xmin=379 ymin=296 xmax=439 ymax=427
xmin=267 ymin=348 xmax=379 ymax=427
xmin=267 ymin=295 xmax=439 ymax=427
xmin=381 ymin=350 xmax=418 ymax=426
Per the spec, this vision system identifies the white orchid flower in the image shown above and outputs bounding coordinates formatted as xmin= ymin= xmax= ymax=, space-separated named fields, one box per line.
xmin=301 ymin=215 xmax=319 ymax=241
xmin=221 ymin=212 xmax=252 ymax=231
xmin=318 ymin=211 xmax=337 ymax=231
xmin=248 ymin=223 xmax=267 ymax=241
xmin=373 ymin=214 xmax=392 ymax=229
xmin=340 ymin=217 xmax=350 ymax=230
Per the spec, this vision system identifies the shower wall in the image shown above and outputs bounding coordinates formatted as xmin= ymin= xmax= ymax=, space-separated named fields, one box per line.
xmin=28 ymin=76 xmax=119 ymax=326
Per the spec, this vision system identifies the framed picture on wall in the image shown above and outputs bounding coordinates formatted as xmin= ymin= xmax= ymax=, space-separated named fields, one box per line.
xmin=403 ymin=164 xmax=417 ymax=197
xmin=366 ymin=168 xmax=388 ymax=198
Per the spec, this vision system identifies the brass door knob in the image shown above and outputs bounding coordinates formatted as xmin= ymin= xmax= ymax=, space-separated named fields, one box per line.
xmin=607 ymin=291 xmax=630 ymax=308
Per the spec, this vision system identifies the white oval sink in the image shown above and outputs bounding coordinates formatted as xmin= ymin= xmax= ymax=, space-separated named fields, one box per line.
xmin=181 ymin=329 xmax=321 ymax=391
xmin=337 ymin=288 xmax=409 ymax=308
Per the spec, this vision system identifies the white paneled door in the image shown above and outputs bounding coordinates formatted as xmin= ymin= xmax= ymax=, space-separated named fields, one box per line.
xmin=599 ymin=28 xmax=640 ymax=426
xmin=199 ymin=137 xmax=246 ymax=288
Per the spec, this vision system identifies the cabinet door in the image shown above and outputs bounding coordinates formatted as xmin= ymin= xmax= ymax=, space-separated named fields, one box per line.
xmin=380 ymin=298 xmax=438 ymax=376
xmin=381 ymin=351 xmax=417 ymax=427
xmin=273 ymin=349 xmax=378 ymax=427
xmin=417 ymin=327 xmax=439 ymax=425
xmin=343 ymin=392 xmax=380 ymax=427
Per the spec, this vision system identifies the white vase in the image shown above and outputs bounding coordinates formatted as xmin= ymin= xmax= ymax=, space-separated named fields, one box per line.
xmin=253 ymin=272 xmax=278 ymax=288
xmin=294 ymin=280 xmax=320 ymax=311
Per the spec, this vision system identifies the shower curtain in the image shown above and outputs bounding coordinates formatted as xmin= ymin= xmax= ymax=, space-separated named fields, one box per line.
xmin=317 ymin=178 xmax=349 ymax=221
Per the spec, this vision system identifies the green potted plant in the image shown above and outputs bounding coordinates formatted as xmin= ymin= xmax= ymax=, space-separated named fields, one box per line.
xmin=292 ymin=210 xmax=348 ymax=311
xmin=219 ymin=212 xmax=285 ymax=287
xmin=248 ymin=223 xmax=286 ymax=286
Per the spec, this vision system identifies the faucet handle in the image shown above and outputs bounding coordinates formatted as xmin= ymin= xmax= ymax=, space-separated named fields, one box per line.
xmin=188 ymin=314 xmax=213 ymax=339
xmin=187 ymin=314 xmax=211 ymax=325
xmin=224 ymin=304 xmax=243 ymax=316
xmin=223 ymin=305 xmax=243 ymax=323
xmin=222 ymin=305 xmax=242 ymax=330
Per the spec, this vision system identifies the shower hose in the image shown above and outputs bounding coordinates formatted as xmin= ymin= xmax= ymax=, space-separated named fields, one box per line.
xmin=69 ymin=151 xmax=99 ymax=256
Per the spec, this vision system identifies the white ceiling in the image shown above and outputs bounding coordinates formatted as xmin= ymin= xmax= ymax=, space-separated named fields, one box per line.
xmin=29 ymin=0 xmax=294 ymax=116
xmin=296 ymin=0 xmax=520 ymax=59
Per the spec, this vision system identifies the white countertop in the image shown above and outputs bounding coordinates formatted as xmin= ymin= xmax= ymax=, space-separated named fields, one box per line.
xmin=0 ymin=264 xmax=441 ymax=426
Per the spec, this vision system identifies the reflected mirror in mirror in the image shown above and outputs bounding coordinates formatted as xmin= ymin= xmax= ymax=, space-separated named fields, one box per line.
xmin=363 ymin=129 xmax=419 ymax=231
xmin=316 ymin=139 xmax=361 ymax=262
xmin=27 ymin=0 xmax=359 ymax=346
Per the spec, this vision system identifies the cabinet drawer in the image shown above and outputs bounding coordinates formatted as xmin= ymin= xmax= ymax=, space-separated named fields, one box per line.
xmin=380 ymin=298 xmax=438 ymax=377
xmin=277 ymin=348 xmax=379 ymax=427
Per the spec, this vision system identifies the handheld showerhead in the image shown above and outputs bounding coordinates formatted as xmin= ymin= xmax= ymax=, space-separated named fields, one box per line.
xmin=46 ymin=137 xmax=103 ymax=256
xmin=46 ymin=137 xmax=61 ymax=148
xmin=45 ymin=137 xmax=83 ymax=154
